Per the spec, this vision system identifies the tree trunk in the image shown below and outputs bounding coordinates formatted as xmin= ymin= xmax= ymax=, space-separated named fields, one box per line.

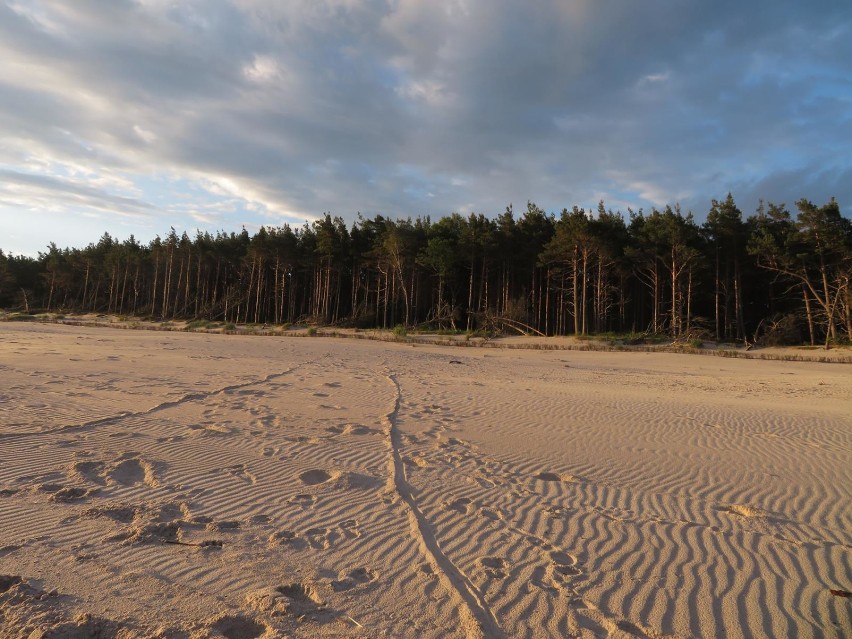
xmin=572 ymin=248 xmax=580 ymax=335
xmin=671 ymin=246 xmax=678 ymax=337
xmin=581 ymin=249 xmax=589 ymax=335
xmin=47 ymin=272 xmax=55 ymax=312
xmin=803 ymin=285 xmax=816 ymax=346
xmin=714 ymin=246 xmax=720 ymax=340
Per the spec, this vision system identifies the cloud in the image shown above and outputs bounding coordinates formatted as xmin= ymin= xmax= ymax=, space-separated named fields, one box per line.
xmin=0 ymin=169 xmax=156 ymax=217
xmin=0 ymin=1 xmax=850 ymax=254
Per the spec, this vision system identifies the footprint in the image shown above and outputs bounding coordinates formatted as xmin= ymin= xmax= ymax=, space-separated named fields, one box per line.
xmin=479 ymin=507 xmax=502 ymax=521
xmin=70 ymin=460 xmax=107 ymax=486
xmin=305 ymin=527 xmax=340 ymax=550
xmin=341 ymin=472 xmax=382 ymax=490
xmin=535 ymin=472 xmax=578 ymax=483
xmin=444 ymin=497 xmax=473 ymax=515
xmin=275 ymin=582 xmax=325 ymax=617
xmin=332 ymin=567 xmax=378 ymax=591
xmin=108 ymin=456 xmax=157 ymax=487
xmin=475 ymin=476 xmax=496 ymax=489
xmin=188 ymin=423 xmax=233 ymax=436
xmin=206 ymin=520 xmax=241 ymax=532
xmin=531 ymin=565 xmax=561 ymax=592
xmin=106 ymin=521 xmax=180 ymax=545
xmin=326 ymin=424 xmax=374 ymax=436
xmin=226 ymin=464 xmax=257 ymax=485
xmin=268 ymin=530 xmax=305 ymax=549
xmin=289 ymin=494 xmax=316 ymax=508
xmin=479 ymin=557 xmax=508 ymax=579
xmin=49 ymin=486 xmax=98 ymax=502
xmin=82 ymin=504 xmax=138 ymax=523
xmin=550 ymin=550 xmax=575 ymax=564
xmin=403 ymin=456 xmax=428 ymax=468
xmin=209 ymin=613 xmax=268 ymax=639
xmin=722 ymin=504 xmax=766 ymax=518
xmin=299 ymin=469 xmax=334 ymax=486
xmin=551 ymin=550 xmax=582 ymax=577
xmin=338 ymin=519 xmax=361 ymax=539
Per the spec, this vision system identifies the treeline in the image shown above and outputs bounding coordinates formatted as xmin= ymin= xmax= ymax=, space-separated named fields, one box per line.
xmin=1 ymin=195 xmax=850 ymax=345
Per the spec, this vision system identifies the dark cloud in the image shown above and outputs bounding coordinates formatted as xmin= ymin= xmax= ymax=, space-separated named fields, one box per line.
xmin=1 ymin=0 xmax=850 ymax=254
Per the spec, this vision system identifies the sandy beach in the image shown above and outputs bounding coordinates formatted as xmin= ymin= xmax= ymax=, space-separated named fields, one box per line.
xmin=1 ymin=322 xmax=850 ymax=638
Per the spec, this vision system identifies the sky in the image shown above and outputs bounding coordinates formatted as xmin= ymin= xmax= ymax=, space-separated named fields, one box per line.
xmin=1 ymin=0 xmax=850 ymax=257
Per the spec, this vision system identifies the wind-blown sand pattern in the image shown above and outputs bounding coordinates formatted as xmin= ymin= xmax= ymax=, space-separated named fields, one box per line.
xmin=1 ymin=323 xmax=850 ymax=638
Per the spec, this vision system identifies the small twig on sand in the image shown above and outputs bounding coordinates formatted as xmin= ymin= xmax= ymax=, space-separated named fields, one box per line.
xmin=345 ymin=615 xmax=364 ymax=628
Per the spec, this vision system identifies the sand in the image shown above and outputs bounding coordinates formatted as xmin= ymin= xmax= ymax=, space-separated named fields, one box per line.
xmin=0 ymin=323 xmax=849 ymax=638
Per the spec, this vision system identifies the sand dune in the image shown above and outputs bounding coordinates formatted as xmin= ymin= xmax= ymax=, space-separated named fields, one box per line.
xmin=0 ymin=323 xmax=850 ymax=638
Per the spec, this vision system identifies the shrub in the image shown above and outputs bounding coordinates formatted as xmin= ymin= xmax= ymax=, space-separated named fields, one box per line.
xmin=186 ymin=319 xmax=212 ymax=330
xmin=224 ymin=322 xmax=237 ymax=331
xmin=307 ymin=327 xmax=317 ymax=336
xmin=758 ymin=314 xmax=802 ymax=347
xmin=393 ymin=324 xmax=407 ymax=338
